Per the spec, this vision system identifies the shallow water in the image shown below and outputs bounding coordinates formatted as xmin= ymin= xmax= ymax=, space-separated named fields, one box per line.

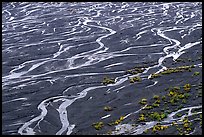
xmin=2 ymin=2 xmax=202 ymax=135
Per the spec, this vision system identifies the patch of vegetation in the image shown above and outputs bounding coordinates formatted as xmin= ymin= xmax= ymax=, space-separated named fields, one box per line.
xmin=114 ymin=116 xmax=125 ymax=125
xmin=149 ymin=73 xmax=161 ymax=79
xmin=169 ymin=116 xmax=195 ymax=135
xmin=184 ymin=93 xmax=190 ymax=98
xmin=108 ymin=116 xmax=125 ymax=126
xmin=161 ymin=96 xmax=166 ymax=101
xmin=154 ymin=99 xmax=161 ymax=104
xmin=129 ymin=76 xmax=142 ymax=83
xmin=153 ymin=95 xmax=160 ymax=100
xmin=149 ymin=65 xmax=195 ymax=79
xmin=172 ymin=86 xmax=180 ymax=91
xmin=176 ymin=113 xmax=182 ymax=117
xmin=139 ymin=98 xmax=147 ymax=105
xmin=180 ymin=117 xmax=193 ymax=134
xmin=152 ymin=103 xmax=160 ymax=107
xmin=126 ymin=67 xmax=145 ymax=75
xmin=149 ymin=112 xmax=167 ymax=121
xmin=143 ymin=129 xmax=148 ymax=134
xmin=192 ymin=71 xmax=200 ymax=76
xmin=138 ymin=114 xmax=146 ymax=122
xmin=93 ymin=122 xmax=104 ymax=130
xmin=152 ymin=124 xmax=168 ymax=132
xmin=171 ymin=121 xmax=177 ymax=126
xmin=169 ymin=98 xmax=178 ymax=105
xmin=102 ymin=77 xmax=115 ymax=85
xmin=104 ymin=106 xmax=113 ymax=111
xmin=177 ymin=93 xmax=185 ymax=99
xmin=165 ymin=85 xmax=191 ymax=106
xmin=167 ymin=87 xmax=180 ymax=96
xmin=144 ymin=105 xmax=153 ymax=110
xmin=183 ymin=84 xmax=191 ymax=92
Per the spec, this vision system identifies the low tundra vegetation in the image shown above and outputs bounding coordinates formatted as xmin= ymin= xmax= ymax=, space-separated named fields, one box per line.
xmin=92 ymin=122 xmax=104 ymax=130
xmin=152 ymin=124 xmax=169 ymax=132
xmin=129 ymin=76 xmax=142 ymax=83
xmin=108 ymin=116 xmax=125 ymax=126
xmin=102 ymin=76 xmax=115 ymax=85
xmin=126 ymin=67 xmax=145 ymax=75
xmin=192 ymin=71 xmax=200 ymax=76
xmin=104 ymin=106 xmax=113 ymax=111
xmin=139 ymin=98 xmax=147 ymax=105
xmin=149 ymin=65 xmax=195 ymax=79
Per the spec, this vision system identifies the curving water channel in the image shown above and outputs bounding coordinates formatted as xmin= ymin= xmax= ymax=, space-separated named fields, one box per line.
xmin=2 ymin=2 xmax=202 ymax=135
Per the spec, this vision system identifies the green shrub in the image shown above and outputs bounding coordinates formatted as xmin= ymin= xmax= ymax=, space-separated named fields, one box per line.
xmin=139 ymin=98 xmax=147 ymax=105
xmin=183 ymin=84 xmax=191 ymax=92
xmin=102 ymin=77 xmax=115 ymax=85
xmin=193 ymin=71 xmax=200 ymax=76
xmin=104 ymin=106 xmax=113 ymax=111
xmin=153 ymin=95 xmax=160 ymax=100
xmin=129 ymin=76 xmax=142 ymax=83
xmin=93 ymin=122 xmax=104 ymax=130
